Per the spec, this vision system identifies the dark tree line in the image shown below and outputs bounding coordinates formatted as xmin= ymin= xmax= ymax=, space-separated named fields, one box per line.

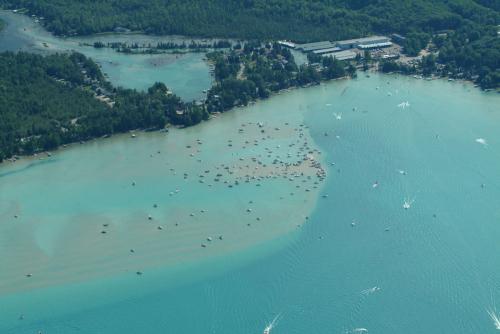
xmin=0 ymin=0 xmax=496 ymax=41
xmin=0 ymin=52 xmax=208 ymax=162
xmin=0 ymin=0 xmax=497 ymax=86
xmin=90 ymin=40 xmax=232 ymax=55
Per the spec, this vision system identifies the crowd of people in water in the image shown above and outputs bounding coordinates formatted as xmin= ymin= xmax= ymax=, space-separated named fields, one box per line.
xmin=126 ymin=120 xmax=327 ymax=253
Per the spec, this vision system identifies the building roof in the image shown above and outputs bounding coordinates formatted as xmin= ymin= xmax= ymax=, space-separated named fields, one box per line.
xmin=358 ymin=42 xmax=393 ymax=49
xmin=277 ymin=40 xmax=296 ymax=48
xmin=312 ymin=47 xmax=342 ymax=54
xmin=296 ymin=41 xmax=336 ymax=52
xmin=336 ymin=36 xmax=390 ymax=46
xmin=322 ymin=50 xmax=357 ymax=60
xmin=391 ymin=33 xmax=406 ymax=40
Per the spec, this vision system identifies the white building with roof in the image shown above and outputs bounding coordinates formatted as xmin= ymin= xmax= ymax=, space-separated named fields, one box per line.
xmin=322 ymin=50 xmax=357 ymax=61
xmin=336 ymin=36 xmax=391 ymax=50
xmin=296 ymin=41 xmax=337 ymax=52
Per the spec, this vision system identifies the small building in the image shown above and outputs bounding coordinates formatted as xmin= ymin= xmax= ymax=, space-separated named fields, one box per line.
xmin=322 ymin=50 xmax=357 ymax=61
xmin=381 ymin=54 xmax=400 ymax=60
xmin=277 ymin=40 xmax=296 ymax=49
xmin=358 ymin=42 xmax=392 ymax=49
xmin=391 ymin=33 xmax=406 ymax=44
xmin=296 ymin=41 xmax=337 ymax=53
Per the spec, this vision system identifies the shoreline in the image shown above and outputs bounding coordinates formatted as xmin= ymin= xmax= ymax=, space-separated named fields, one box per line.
xmin=2 ymin=9 xmax=497 ymax=164
xmin=1 ymin=68 xmax=493 ymax=168
xmin=0 ymin=89 xmax=328 ymax=295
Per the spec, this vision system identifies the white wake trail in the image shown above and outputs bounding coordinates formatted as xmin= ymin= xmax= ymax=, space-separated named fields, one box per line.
xmin=487 ymin=307 xmax=500 ymax=330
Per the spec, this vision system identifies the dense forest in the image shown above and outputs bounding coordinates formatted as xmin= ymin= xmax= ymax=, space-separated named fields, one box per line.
xmin=0 ymin=0 xmax=496 ymax=41
xmin=0 ymin=0 xmax=498 ymax=87
xmin=0 ymin=52 xmax=207 ymax=161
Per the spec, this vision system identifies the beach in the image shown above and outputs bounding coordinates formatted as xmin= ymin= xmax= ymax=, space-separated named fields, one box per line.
xmin=0 ymin=93 xmax=326 ymax=295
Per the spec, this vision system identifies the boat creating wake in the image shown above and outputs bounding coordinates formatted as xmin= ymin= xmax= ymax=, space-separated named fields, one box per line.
xmin=397 ymin=101 xmax=410 ymax=109
xmin=475 ymin=138 xmax=488 ymax=146
xmin=361 ymin=286 xmax=381 ymax=296
xmin=487 ymin=307 xmax=500 ymax=330
xmin=263 ymin=313 xmax=282 ymax=334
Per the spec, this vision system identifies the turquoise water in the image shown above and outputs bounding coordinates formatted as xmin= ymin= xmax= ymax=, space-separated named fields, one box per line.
xmin=0 ymin=10 xmax=213 ymax=100
xmin=2 ymin=8 xmax=500 ymax=334
xmin=1 ymin=73 xmax=500 ymax=333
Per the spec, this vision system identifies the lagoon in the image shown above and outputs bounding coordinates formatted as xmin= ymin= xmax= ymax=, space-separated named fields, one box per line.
xmin=0 ymin=10 xmax=213 ymax=101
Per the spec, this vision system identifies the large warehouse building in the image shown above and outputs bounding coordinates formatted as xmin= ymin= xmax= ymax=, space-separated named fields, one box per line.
xmin=323 ymin=50 xmax=357 ymax=61
xmin=295 ymin=41 xmax=337 ymax=52
xmin=336 ymin=36 xmax=392 ymax=50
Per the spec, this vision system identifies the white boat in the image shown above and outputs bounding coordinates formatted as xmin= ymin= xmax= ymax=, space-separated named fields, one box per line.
xmin=397 ymin=101 xmax=410 ymax=109
xmin=361 ymin=286 xmax=381 ymax=295
xmin=263 ymin=314 xmax=281 ymax=334
xmin=403 ymin=197 xmax=415 ymax=210
xmin=475 ymin=138 xmax=487 ymax=146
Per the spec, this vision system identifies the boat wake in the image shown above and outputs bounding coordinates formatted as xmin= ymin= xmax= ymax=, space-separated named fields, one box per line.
xmin=397 ymin=101 xmax=410 ymax=109
xmin=403 ymin=197 xmax=415 ymax=210
xmin=333 ymin=112 xmax=342 ymax=120
xmin=361 ymin=286 xmax=381 ymax=295
xmin=487 ymin=307 xmax=500 ymax=330
xmin=263 ymin=313 xmax=283 ymax=334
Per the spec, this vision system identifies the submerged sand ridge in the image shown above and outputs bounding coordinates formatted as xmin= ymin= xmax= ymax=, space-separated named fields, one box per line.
xmin=0 ymin=99 xmax=326 ymax=294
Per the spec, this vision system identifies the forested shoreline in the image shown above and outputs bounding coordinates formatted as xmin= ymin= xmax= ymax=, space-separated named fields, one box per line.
xmin=0 ymin=0 xmax=497 ymax=87
xmin=87 ymin=40 xmax=232 ymax=55
xmin=0 ymin=40 xmax=356 ymax=162
xmin=0 ymin=0 xmax=499 ymax=161
xmin=0 ymin=52 xmax=207 ymax=162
